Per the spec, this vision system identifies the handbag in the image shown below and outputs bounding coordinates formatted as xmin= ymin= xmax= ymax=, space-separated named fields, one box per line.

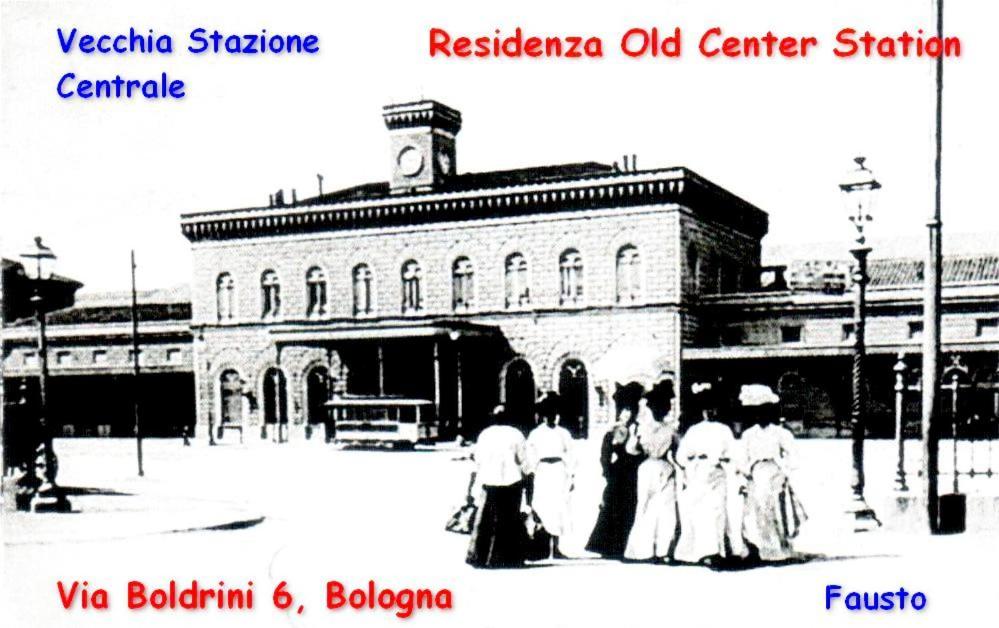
xmin=522 ymin=508 xmax=552 ymax=561
xmin=445 ymin=501 xmax=477 ymax=535
xmin=780 ymin=483 xmax=808 ymax=538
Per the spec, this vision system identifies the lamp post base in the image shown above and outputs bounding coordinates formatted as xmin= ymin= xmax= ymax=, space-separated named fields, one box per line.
xmin=846 ymin=495 xmax=881 ymax=532
xmin=31 ymin=483 xmax=71 ymax=513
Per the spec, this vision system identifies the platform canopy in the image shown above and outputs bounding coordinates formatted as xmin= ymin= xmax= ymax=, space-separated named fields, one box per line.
xmin=269 ymin=319 xmax=501 ymax=345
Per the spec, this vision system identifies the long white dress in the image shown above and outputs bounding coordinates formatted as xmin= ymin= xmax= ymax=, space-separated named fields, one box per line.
xmin=674 ymin=420 xmax=747 ymax=563
xmin=741 ymin=423 xmax=806 ymax=561
xmin=526 ymin=423 xmax=574 ymax=537
xmin=623 ymin=419 xmax=678 ymax=561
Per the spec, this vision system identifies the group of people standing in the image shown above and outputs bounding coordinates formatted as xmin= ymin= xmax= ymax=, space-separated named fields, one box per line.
xmin=464 ymin=393 xmax=575 ymax=567
xmin=463 ymin=384 xmax=806 ymax=569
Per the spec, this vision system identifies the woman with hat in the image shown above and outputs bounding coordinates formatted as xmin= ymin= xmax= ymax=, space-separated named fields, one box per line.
xmin=585 ymin=404 xmax=643 ymax=558
xmin=740 ymin=395 xmax=806 ymax=561
xmin=622 ymin=384 xmax=680 ymax=562
xmin=673 ymin=385 xmax=747 ymax=566
xmin=526 ymin=391 xmax=575 ymax=559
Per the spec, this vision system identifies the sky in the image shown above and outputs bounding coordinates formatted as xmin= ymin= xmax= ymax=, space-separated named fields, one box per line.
xmin=1 ymin=0 xmax=996 ymax=294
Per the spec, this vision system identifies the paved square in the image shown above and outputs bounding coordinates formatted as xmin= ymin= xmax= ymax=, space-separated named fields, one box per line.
xmin=3 ymin=437 xmax=997 ymax=627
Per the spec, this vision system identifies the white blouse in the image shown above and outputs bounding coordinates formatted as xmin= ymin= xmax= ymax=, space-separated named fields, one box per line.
xmin=676 ymin=420 xmax=737 ymax=468
xmin=473 ymin=425 xmax=528 ymax=487
xmin=740 ymin=423 xmax=795 ymax=471
xmin=527 ymin=424 xmax=573 ymax=468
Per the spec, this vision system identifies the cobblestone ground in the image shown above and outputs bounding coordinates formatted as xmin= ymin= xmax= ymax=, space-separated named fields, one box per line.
xmin=2 ymin=437 xmax=998 ymax=627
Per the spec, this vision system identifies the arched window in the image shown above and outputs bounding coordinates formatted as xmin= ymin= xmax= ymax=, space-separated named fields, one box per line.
xmin=687 ymin=244 xmax=700 ymax=294
xmin=260 ymin=270 xmax=281 ymax=318
xmin=504 ymin=253 xmax=530 ymax=308
xmin=703 ymin=252 xmax=718 ymax=294
xmin=352 ymin=264 xmax=373 ymax=316
xmin=216 ymin=273 xmax=235 ymax=321
xmin=452 ymin=257 xmax=474 ymax=311
xmin=616 ymin=245 xmax=641 ymax=303
xmin=559 ymin=248 xmax=584 ymax=305
xmin=401 ymin=260 xmax=422 ymax=314
xmin=305 ymin=267 xmax=327 ymax=318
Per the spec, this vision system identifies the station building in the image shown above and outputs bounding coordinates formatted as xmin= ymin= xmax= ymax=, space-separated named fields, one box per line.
xmin=3 ymin=100 xmax=997 ymax=443
xmin=178 ymin=100 xmax=766 ymax=440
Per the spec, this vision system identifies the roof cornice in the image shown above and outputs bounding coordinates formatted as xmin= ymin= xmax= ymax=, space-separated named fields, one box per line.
xmin=180 ymin=168 xmax=768 ymax=243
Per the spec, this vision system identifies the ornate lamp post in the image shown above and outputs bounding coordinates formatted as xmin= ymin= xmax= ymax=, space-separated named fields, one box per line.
xmin=839 ymin=157 xmax=881 ymax=531
xmin=893 ymin=353 xmax=910 ymax=491
xmin=19 ymin=237 xmax=71 ymax=512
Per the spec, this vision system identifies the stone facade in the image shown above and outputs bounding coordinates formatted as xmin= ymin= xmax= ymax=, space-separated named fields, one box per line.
xmin=186 ymin=205 xmax=729 ymax=437
xmin=181 ymin=100 xmax=767 ymax=440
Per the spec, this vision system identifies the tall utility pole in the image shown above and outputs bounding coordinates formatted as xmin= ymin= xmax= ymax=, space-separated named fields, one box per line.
xmin=921 ymin=0 xmax=945 ymax=533
xmin=131 ymin=250 xmax=144 ymax=477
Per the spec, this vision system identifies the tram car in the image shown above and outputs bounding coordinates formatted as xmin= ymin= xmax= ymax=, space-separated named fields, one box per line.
xmin=325 ymin=395 xmax=438 ymax=447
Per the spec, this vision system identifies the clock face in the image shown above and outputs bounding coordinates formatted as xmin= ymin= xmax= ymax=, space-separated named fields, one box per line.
xmin=397 ymin=146 xmax=424 ymax=177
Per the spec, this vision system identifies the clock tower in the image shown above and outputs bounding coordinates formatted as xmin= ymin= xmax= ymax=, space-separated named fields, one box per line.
xmin=383 ymin=100 xmax=461 ymax=193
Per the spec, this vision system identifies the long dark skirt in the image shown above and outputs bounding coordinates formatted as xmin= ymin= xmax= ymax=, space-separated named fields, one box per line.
xmin=466 ymin=481 xmax=527 ymax=568
xmin=585 ymin=453 xmax=641 ymax=557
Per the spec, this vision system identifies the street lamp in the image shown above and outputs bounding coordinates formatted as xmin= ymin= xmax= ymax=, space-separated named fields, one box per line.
xmin=839 ymin=157 xmax=881 ymax=531
xmin=19 ymin=236 xmax=71 ymax=512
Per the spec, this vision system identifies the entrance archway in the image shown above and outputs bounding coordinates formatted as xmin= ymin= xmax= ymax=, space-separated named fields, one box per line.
xmin=503 ymin=358 xmax=536 ymax=432
xmin=220 ymin=370 xmax=243 ymax=425
xmin=263 ymin=368 xmax=288 ymax=424
xmin=558 ymin=359 xmax=589 ymax=438
xmin=306 ymin=366 xmax=329 ymax=425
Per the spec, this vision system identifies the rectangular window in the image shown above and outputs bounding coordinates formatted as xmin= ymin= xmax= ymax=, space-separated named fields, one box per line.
xmin=720 ymin=327 xmax=744 ymax=346
xmin=166 ymin=348 xmax=183 ymax=364
xmin=56 ymin=351 xmax=74 ymax=366
xmin=977 ymin=318 xmax=999 ymax=338
xmin=908 ymin=321 xmax=924 ymax=340
xmin=24 ymin=352 xmax=38 ymax=368
xmin=92 ymin=350 xmax=108 ymax=364
xmin=780 ymin=325 xmax=803 ymax=343
xmin=842 ymin=323 xmax=855 ymax=341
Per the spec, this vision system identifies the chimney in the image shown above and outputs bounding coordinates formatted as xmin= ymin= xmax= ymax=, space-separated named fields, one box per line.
xmin=382 ymin=100 xmax=462 ymax=193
